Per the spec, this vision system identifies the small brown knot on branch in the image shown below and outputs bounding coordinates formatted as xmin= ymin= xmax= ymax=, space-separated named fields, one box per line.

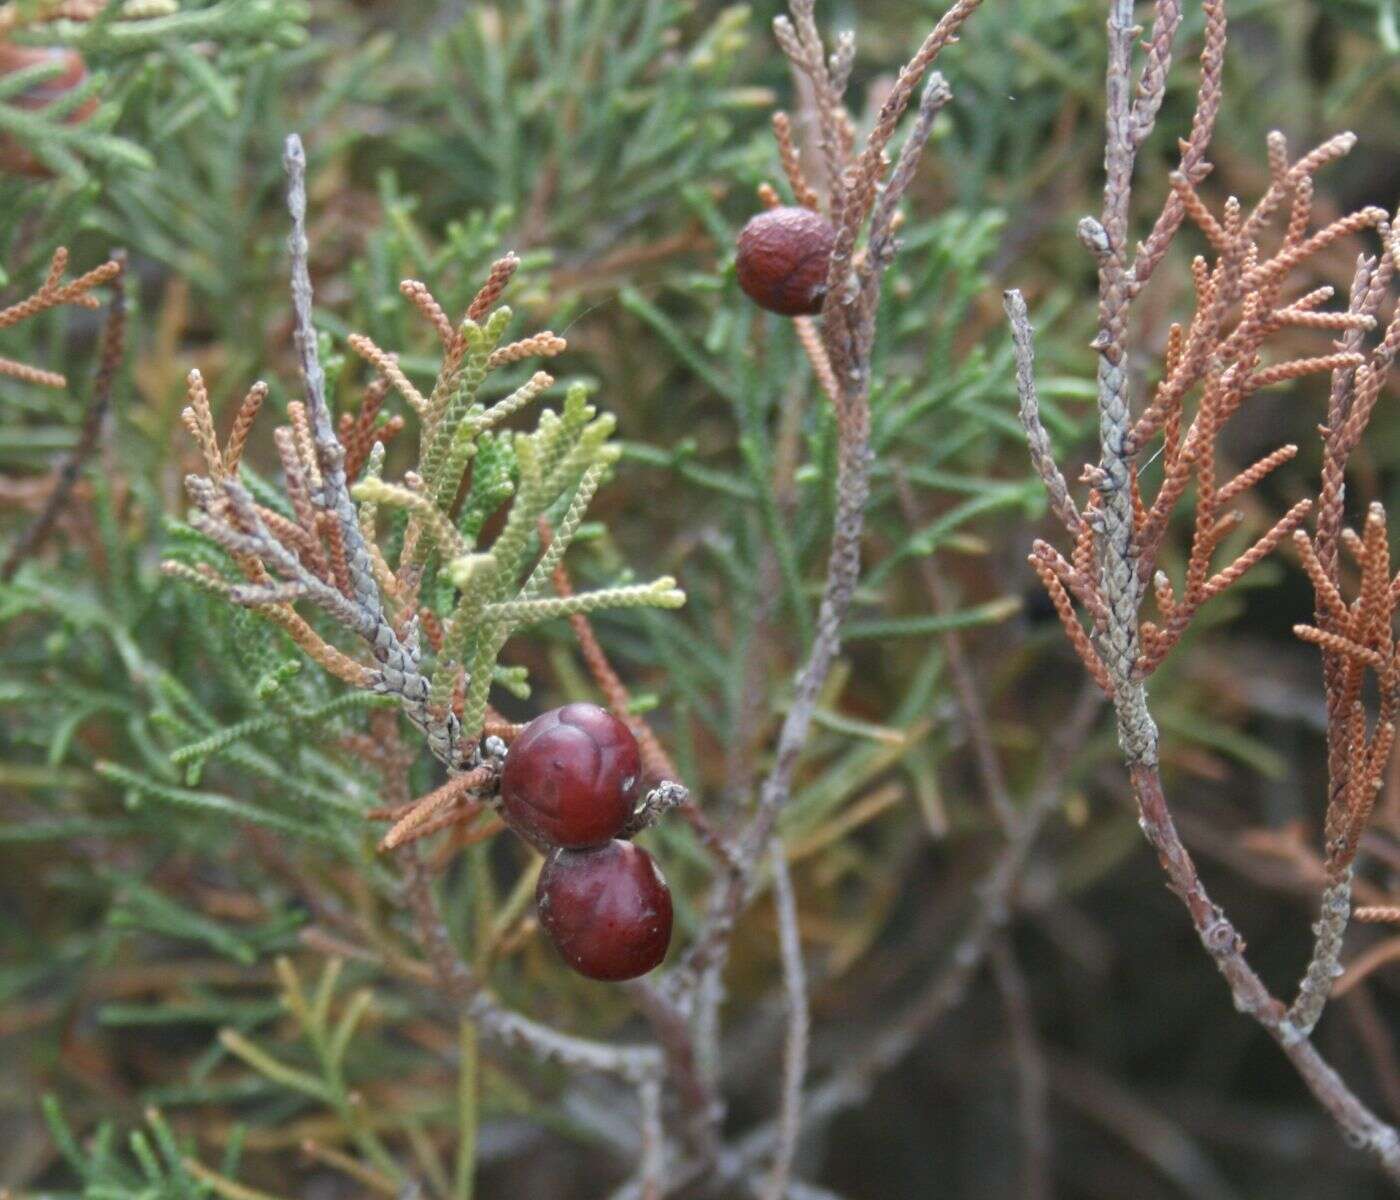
xmin=1201 ymin=913 xmax=1241 ymax=956
xmin=1079 ymin=464 xmax=1112 ymax=491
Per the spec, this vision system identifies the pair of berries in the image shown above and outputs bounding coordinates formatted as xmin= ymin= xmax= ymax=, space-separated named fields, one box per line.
xmin=501 ymin=703 xmax=673 ymax=981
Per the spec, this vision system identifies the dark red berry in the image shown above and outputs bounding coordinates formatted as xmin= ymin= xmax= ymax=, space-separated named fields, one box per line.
xmin=500 ymin=702 xmax=641 ymax=849
xmin=536 ymin=840 xmax=673 ymax=981
xmin=0 ymin=46 xmax=98 ymax=179
xmin=736 ymin=206 xmax=836 ymax=317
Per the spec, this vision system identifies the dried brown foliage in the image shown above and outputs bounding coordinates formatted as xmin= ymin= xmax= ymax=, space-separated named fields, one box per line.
xmin=0 ymin=248 xmax=124 ymax=582
xmin=1010 ymin=0 xmax=1400 ymax=1176
xmin=0 ymin=247 xmax=119 ymax=389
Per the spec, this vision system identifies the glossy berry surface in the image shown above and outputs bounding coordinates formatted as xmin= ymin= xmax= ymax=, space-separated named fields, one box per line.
xmin=536 ymin=841 xmax=673 ymax=981
xmin=0 ymin=46 xmax=98 ymax=178
xmin=501 ymin=702 xmax=641 ymax=848
xmin=735 ymin=206 xmax=836 ymax=316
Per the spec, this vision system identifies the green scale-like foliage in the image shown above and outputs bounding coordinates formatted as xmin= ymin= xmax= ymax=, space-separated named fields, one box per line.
xmin=347 ymin=288 xmax=684 ymax=744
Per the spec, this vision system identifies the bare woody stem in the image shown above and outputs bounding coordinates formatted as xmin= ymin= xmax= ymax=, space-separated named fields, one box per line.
xmin=763 ymin=837 xmax=809 ymax=1200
